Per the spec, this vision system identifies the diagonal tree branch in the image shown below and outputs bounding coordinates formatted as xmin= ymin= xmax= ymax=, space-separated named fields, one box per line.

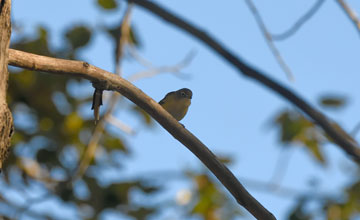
xmin=245 ymin=0 xmax=294 ymax=81
xmin=8 ymin=49 xmax=276 ymax=220
xmin=336 ymin=0 xmax=360 ymax=37
xmin=125 ymin=0 xmax=360 ymax=164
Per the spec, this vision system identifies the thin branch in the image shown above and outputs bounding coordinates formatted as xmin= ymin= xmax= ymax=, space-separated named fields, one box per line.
xmin=76 ymin=5 xmax=134 ymax=181
xmin=352 ymin=121 xmax=360 ymax=137
xmin=8 ymin=48 xmax=276 ymax=220
xmin=118 ymin=169 xmax=331 ymax=200
xmin=272 ymin=0 xmax=325 ymax=41
xmin=115 ymin=3 xmax=134 ymax=75
xmin=336 ymin=0 xmax=360 ymax=37
xmin=127 ymin=50 xmax=194 ymax=82
xmin=125 ymin=0 xmax=360 ymax=164
xmin=105 ymin=114 xmax=136 ymax=135
xmin=245 ymin=0 xmax=294 ymax=81
xmin=128 ymin=46 xmax=155 ymax=68
xmin=267 ymin=149 xmax=294 ymax=190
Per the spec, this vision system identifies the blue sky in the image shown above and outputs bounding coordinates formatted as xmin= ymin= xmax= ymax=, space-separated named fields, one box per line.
xmin=10 ymin=0 xmax=360 ymax=219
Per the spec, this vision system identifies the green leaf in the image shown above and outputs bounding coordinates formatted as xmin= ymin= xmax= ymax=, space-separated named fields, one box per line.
xmin=102 ymin=133 xmax=129 ymax=153
xmin=11 ymin=26 xmax=52 ymax=56
xmin=273 ymin=110 xmax=327 ymax=164
xmin=65 ymin=26 xmax=92 ymax=50
xmin=319 ymin=95 xmax=347 ymax=109
xmin=97 ymin=0 xmax=118 ymax=10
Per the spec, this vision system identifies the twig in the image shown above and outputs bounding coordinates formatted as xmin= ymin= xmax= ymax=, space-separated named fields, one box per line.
xmin=128 ymin=46 xmax=154 ymax=68
xmin=267 ymin=149 xmax=294 ymax=190
xmin=115 ymin=169 xmax=330 ymax=199
xmin=115 ymin=3 xmax=134 ymax=75
xmin=8 ymin=48 xmax=277 ymax=220
xmin=105 ymin=114 xmax=136 ymax=135
xmin=127 ymin=50 xmax=195 ymax=82
xmin=352 ymin=121 xmax=360 ymax=137
xmin=125 ymin=0 xmax=360 ymax=164
xmin=336 ymin=0 xmax=360 ymax=37
xmin=245 ymin=0 xmax=294 ymax=81
xmin=272 ymin=0 xmax=325 ymax=41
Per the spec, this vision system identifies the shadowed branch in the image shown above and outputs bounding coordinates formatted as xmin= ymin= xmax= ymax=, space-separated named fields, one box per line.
xmin=125 ymin=0 xmax=360 ymax=164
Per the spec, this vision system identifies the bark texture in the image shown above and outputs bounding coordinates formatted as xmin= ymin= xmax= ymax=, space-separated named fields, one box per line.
xmin=0 ymin=0 xmax=13 ymax=170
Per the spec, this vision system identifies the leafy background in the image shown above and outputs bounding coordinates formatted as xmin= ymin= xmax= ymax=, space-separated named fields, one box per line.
xmin=2 ymin=0 xmax=360 ymax=219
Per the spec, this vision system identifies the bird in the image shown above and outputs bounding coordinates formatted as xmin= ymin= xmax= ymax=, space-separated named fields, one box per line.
xmin=159 ymin=88 xmax=192 ymax=121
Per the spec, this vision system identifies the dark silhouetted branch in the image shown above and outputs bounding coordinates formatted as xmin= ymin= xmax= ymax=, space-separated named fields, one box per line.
xmin=126 ymin=0 xmax=360 ymax=164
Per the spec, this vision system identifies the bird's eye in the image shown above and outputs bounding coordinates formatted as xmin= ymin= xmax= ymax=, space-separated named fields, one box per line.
xmin=181 ymin=92 xmax=186 ymax=97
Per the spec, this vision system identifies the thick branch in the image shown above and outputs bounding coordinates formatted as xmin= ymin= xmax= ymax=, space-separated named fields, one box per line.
xmin=0 ymin=0 xmax=13 ymax=170
xmin=8 ymin=49 xmax=276 ymax=220
xmin=126 ymin=0 xmax=360 ymax=163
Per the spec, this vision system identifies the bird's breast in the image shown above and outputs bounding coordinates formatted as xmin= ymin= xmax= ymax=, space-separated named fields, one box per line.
xmin=161 ymin=99 xmax=191 ymax=121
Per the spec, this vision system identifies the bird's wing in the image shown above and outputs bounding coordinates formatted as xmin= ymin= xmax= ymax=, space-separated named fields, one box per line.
xmin=159 ymin=91 xmax=175 ymax=105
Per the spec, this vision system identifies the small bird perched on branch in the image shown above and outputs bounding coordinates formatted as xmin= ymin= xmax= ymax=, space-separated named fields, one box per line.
xmin=159 ymin=88 xmax=192 ymax=121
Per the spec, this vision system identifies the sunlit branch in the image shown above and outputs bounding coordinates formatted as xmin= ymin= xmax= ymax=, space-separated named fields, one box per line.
xmin=336 ymin=0 xmax=360 ymax=37
xmin=106 ymin=114 xmax=136 ymax=135
xmin=125 ymin=0 xmax=360 ymax=165
xmin=245 ymin=0 xmax=294 ymax=81
xmin=272 ymin=0 xmax=325 ymax=41
xmin=8 ymin=48 xmax=276 ymax=220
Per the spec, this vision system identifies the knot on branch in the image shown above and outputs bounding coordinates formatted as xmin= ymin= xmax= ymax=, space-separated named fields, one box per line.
xmin=82 ymin=61 xmax=90 ymax=68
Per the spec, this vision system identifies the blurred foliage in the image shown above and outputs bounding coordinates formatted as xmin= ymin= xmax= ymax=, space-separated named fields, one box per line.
xmin=185 ymin=170 xmax=242 ymax=220
xmin=4 ymin=17 xmax=160 ymax=219
xmin=97 ymin=0 xmax=118 ymax=10
xmin=65 ymin=26 xmax=92 ymax=51
xmin=286 ymin=198 xmax=313 ymax=220
xmin=105 ymin=22 xmax=141 ymax=63
xmin=324 ymin=180 xmax=360 ymax=220
xmin=2 ymin=0 xmax=360 ymax=220
xmin=273 ymin=109 xmax=327 ymax=164
xmin=319 ymin=95 xmax=347 ymax=109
